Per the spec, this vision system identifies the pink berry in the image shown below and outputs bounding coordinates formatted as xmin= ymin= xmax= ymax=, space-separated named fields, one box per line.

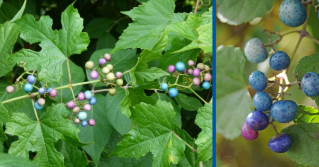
xmin=67 ymin=101 xmax=75 ymax=109
xmin=204 ymin=73 xmax=212 ymax=81
xmin=99 ymin=58 xmax=106 ymax=65
xmin=183 ymin=67 xmax=188 ymax=74
xmin=193 ymin=68 xmax=201 ymax=77
xmin=168 ymin=65 xmax=175 ymax=73
xmin=116 ymin=72 xmax=123 ymax=79
xmin=37 ymin=98 xmax=45 ymax=106
xmin=241 ymin=121 xmax=258 ymax=140
xmin=78 ymin=92 xmax=85 ymax=101
xmin=188 ymin=69 xmax=193 ymax=75
xmin=88 ymin=119 xmax=96 ymax=126
xmin=49 ymin=89 xmax=57 ymax=97
xmin=90 ymin=70 xmax=99 ymax=79
xmin=84 ymin=104 xmax=91 ymax=111
xmin=6 ymin=86 xmax=14 ymax=94
xmin=188 ymin=60 xmax=195 ymax=66
xmin=104 ymin=53 xmax=112 ymax=61
xmin=193 ymin=77 xmax=201 ymax=86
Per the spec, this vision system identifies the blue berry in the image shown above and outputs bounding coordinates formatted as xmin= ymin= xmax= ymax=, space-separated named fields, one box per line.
xmin=301 ymin=72 xmax=319 ymax=97
xmin=27 ymin=75 xmax=36 ymax=84
xmin=270 ymin=100 xmax=297 ymax=123
xmin=175 ymin=62 xmax=186 ymax=72
xmin=244 ymin=38 xmax=268 ymax=63
xmin=81 ymin=120 xmax=88 ymax=127
xmin=202 ymin=81 xmax=210 ymax=90
xmin=168 ymin=88 xmax=178 ymax=98
xmin=78 ymin=112 xmax=87 ymax=120
xmin=246 ymin=111 xmax=269 ymax=131
xmin=84 ymin=90 xmax=93 ymax=99
xmin=34 ymin=101 xmax=44 ymax=110
xmin=269 ymin=51 xmax=290 ymax=71
xmin=46 ymin=87 xmax=52 ymax=93
xmin=160 ymin=83 xmax=168 ymax=91
xmin=38 ymin=87 xmax=46 ymax=94
xmin=89 ymin=97 xmax=97 ymax=105
xmin=248 ymin=71 xmax=268 ymax=91
xmin=24 ymin=83 xmax=33 ymax=93
xmin=268 ymin=133 xmax=292 ymax=153
xmin=253 ymin=91 xmax=272 ymax=111
xmin=279 ymin=0 xmax=307 ymax=27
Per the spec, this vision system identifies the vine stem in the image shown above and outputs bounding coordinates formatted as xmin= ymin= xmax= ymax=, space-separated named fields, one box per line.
xmin=66 ymin=58 xmax=72 ymax=84
xmin=31 ymin=98 xmax=40 ymax=122
xmin=172 ymin=131 xmax=197 ymax=152
xmin=194 ymin=0 xmax=200 ymax=14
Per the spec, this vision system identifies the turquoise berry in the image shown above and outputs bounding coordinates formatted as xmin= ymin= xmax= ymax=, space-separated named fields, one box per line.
xmin=78 ymin=112 xmax=87 ymax=120
xmin=24 ymin=83 xmax=33 ymax=93
xmin=168 ymin=88 xmax=178 ymax=98
xmin=84 ymin=90 xmax=93 ymax=100
xmin=202 ymin=81 xmax=210 ymax=90
xmin=160 ymin=83 xmax=168 ymax=91
xmin=175 ymin=62 xmax=186 ymax=72
xmin=81 ymin=120 xmax=88 ymax=127
xmin=34 ymin=102 xmax=44 ymax=110
xmin=89 ymin=97 xmax=97 ymax=105
xmin=46 ymin=87 xmax=52 ymax=93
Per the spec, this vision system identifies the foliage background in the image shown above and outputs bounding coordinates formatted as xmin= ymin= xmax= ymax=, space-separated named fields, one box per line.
xmin=216 ymin=1 xmax=319 ymax=166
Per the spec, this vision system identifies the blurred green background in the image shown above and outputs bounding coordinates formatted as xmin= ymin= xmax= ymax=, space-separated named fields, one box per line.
xmin=217 ymin=1 xmax=319 ymax=167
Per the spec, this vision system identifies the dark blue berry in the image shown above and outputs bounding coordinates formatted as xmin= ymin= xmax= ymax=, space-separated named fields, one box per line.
xmin=244 ymin=38 xmax=268 ymax=63
xmin=279 ymin=0 xmax=307 ymax=27
xmin=301 ymin=72 xmax=319 ymax=97
xmin=253 ymin=91 xmax=272 ymax=111
xmin=246 ymin=111 xmax=269 ymax=131
xmin=268 ymin=133 xmax=292 ymax=153
xmin=249 ymin=71 xmax=268 ymax=91
xmin=269 ymin=51 xmax=290 ymax=71
xmin=270 ymin=100 xmax=297 ymax=123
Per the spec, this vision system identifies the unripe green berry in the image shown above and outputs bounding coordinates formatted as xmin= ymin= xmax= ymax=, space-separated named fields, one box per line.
xmin=116 ymin=79 xmax=123 ymax=86
xmin=109 ymin=88 xmax=116 ymax=96
xmin=197 ymin=63 xmax=205 ymax=70
xmin=106 ymin=73 xmax=116 ymax=81
xmin=204 ymin=65 xmax=210 ymax=71
xmin=85 ymin=61 xmax=94 ymax=70
xmin=102 ymin=66 xmax=110 ymax=74
xmin=106 ymin=64 xmax=113 ymax=71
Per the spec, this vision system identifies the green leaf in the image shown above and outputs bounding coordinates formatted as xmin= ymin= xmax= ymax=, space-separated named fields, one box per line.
xmin=0 ymin=2 xmax=19 ymax=23
xmin=281 ymin=123 xmax=319 ymax=166
xmin=84 ymin=18 xmax=113 ymax=38
xmin=77 ymin=94 xmax=113 ymax=166
xmin=0 ymin=103 xmax=9 ymax=125
xmin=96 ymin=33 xmax=116 ymax=50
xmin=293 ymin=105 xmax=319 ymax=123
xmin=112 ymin=100 xmax=186 ymax=167
xmin=175 ymin=93 xmax=203 ymax=111
xmin=120 ymin=94 xmax=131 ymax=118
xmin=99 ymin=152 xmax=153 ymax=167
xmin=195 ymin=104 xmax=212 ymax=161
xmin=113 ymin=0 xmax=175 ymax=52
xmin=168 ymin=14 xmax=202 ymax=41
xmin=10 ymin=0 xmax=26 ymax=22
xmin=5 ymin=104 xmax=84 ymax=167
xmin=58 ymin=141 xmax=88 ymax=167
xmin=0 ymin=153 xmax=37 ymax=167
xmin=217 ymin=0 xmax=274 ymax=25
xmin=10 ymin=4 xmax=90 ymax=83
xmin=216 ymin=46 xmax=253 ymax=139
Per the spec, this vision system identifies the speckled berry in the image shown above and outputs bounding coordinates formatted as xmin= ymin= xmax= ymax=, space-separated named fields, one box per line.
xmin=104 ymin=53 xmax=111 ymax=61
xmin=37 ymin=98 xmax=45 ymax=106
xmin=204 ymin=73 xmax=212 ymax=81
xmin=268 ymin=133 xmax=292 ymax=153
xmin=249 ymin=71 xmax=268 ymax=91
xmin=253 ymin=91 xmax=272 ymax=111
xmin=90 ymin=70 xmax=99 ymax=79
xmin=193 ymin=68 xmax=201 ymax=77
xmin=188 ymin=60 xmax=195 ymax=66
xmin=270 ymin=100 xmax=297 ymax=123
xmin=99 ymin=58 xmax=106 ymax=65
xmin=241 ymin=121 xmax=258 ymax=140
xmin=168 ymin=65 xmax=175 ymax=73
xmin=301 ymin=72 xmax=319 ymax=97
xmin=246 ymin=111 xmax=269 ymax=131
xmin=78 ymin=92 xmax=85 ymax=101
xmin=88 ymin=119 xmax=96 ymax=126
xmin=84 ymin=104 xmax=91 ymax=111
xmin=244 ymin=38 xmax=268 ymax=63
xmin=67 ymin=101 xmax=76 ymax=109
xmin=193 ymin=77 xmax=201 ymax=86
xmin=279 ymin=0 xmax=307 ymax=27
xmin=116 ymin=72 xmax=123 ymax=79
xmin=6 ymin=86 xmax=14 ymax=94
xmin=49 ymin=89 xmax=57 ymax=97
xmin=269 ymin=51 xmax=290 ymax=71
xmin=38 ymin=87 xmax=46 ymax=94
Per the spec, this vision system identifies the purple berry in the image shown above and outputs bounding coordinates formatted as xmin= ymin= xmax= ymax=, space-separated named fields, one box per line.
xmin=37 ymin=98 xmax=45 ymax=106
xmin=188 ymin=69 xmax=193 ymax=75
xmin=27 ymin=75 xmax=36 ymax=84
xmin=84 ymin=104 xmax=91 ymax=111
xmin=193 ymin=77 xmax=200 ymax=86
xmin=38 ymin=87 xmax=46 ymax=94
xmin=90 ymin=70 xmax=99 ymax=80
xmin=67 ymin=101 xmax=76 ymax=109
xmin=204 ymin=73 xmax=212 ymax=81
xmin=188 ymin=60 xmax=195 ymax=66
xmin=6 ymin=86 xmax=14 ymax=94
xmin=246 ymin=111 xmax=269 ymax=131
xmin=268 ymin=133 xmax=293 ymax=153
xmin=104 ymin=53 xmax=112 ymax=61
xmin=116 ymin=72 xmax=123 ymax=79
xmin=78 ymin=92 xmax=85 ymax=101
xmin=168 ymin=65 xmax=175 ymax=73
xmin=193 ymin=68 xmax=201 ymax=77
xmin=49 ymin=89 xmax=57 ymax=97
xmin=241 ymin=121 xmax=258 ymax=140
xmin=88 ymin=119 xmax=96 ymax=126
xmin=99 ymin=58 xmax=106 ymax=65
xmin=183 ymin=67 xmax=188 ymax=74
